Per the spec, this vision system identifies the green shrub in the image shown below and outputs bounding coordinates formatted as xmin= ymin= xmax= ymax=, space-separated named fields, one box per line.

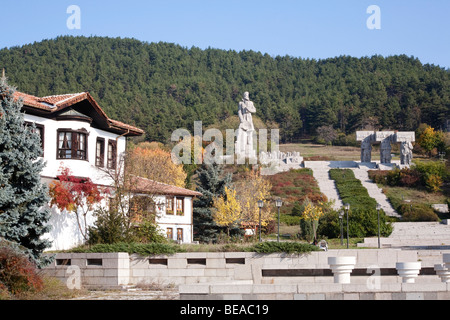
xmin=414 ymin=160 xmax=447 ymax=180
xmin=329 ymin=169 xmax=377 ymax=211
xmin=316 ymin=209 xmax=393 ymax=239
xmin=88 ymin=208 xmax=129 ymax=244
xmin=299 ymin=219 xmax=314 ymax=241
xmin=316 ymin=211 xmax=341 ymax=239
xmin=131 ymin=219 xmax=168 ymax=244
xmin=251 ymin=242 xmax=320 ymax=254
xmin=68 ymin=242 xmax=184 ymax=255
xmin=88 ymin=208 xmax=167 ymax=245
xmin=399 ymin=204 xmax=439 ymax=221
xmin=280 ymin=214 xmax=301 ymax=226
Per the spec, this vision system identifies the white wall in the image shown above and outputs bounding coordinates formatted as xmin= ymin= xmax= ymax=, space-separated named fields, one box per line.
xmin=155 ymin=195 xmax=194 ymax=243
xmin=24 ymin=114 xmax=126 ymax=186
xmin=23 ymin=114 xmax=126 ymax=250
xmin=23 ymin=113 xmax=195 ymax=249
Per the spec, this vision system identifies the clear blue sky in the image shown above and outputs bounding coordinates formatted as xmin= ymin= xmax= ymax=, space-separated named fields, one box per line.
xmin=2 ymin=0 xmax=449 ymax=69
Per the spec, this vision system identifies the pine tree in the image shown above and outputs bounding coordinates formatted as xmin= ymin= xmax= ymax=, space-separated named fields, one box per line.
xmin=193 ymin=164 xmax=231 ymax=243
xmin=0 ymin=77 xmax=52 ymax=267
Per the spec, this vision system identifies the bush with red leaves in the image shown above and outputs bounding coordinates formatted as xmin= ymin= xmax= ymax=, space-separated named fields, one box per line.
xmin=0 ymin=241 xmax=44 ymax=295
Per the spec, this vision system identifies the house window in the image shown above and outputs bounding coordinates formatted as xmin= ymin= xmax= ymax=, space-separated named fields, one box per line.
xmin=166 ymin=197 xmax=174 ymax=215
xmin=107 ymin=140 xmax=117 ymax=169
xmin=176 ymin=198 xmax=184 ymax=216
xmin=167 ymin=228 xmax=173 ymax=240
xmin=177 ymin=228 xmax=183 ymax=242
xmin=57 ymin=129 xmax=87 ymax=160
xmin=95 ymin=138 xmax=105 ymax=167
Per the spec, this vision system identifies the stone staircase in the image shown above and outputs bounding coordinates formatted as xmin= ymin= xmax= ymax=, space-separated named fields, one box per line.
xmin=350 ymin=167 xmax=400 ymax=218
xmin=304 ymin=161 xmax=345 ymax=210
xmin=304 ymin=161 xmax=399 ymax=217
xmin=359 ymin=222 xmax=450 ymax=250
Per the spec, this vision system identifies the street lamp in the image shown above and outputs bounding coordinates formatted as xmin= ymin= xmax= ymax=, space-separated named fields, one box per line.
xmin=275 ymin=198 xmax=283 ymax=242
xmin=376 ymin=203 xmax=382 ymax=249
xmin=257 ymin=200 xmax=264 ymax=242
xmin=338 ymin=210 xmax=344 ymax=246
xmin=344 ymin=203 xmax=350 ymax=249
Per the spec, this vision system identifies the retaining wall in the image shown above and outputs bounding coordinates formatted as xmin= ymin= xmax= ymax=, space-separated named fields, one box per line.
xmin=179 ymin=282 xmax=450 ymax=300
xmin=42 ymin=249 xmax=450 ymax=299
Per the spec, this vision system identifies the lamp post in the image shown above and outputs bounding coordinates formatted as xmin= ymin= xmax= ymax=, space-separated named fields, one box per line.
xmin=344 ymin=203 xmax=350 ymax=249
xmin=275 ymin=198 xmax=283 ymax=242
xmin=339 ymin=210 xmax=344 ymax=246
xmin=257 ymin=200 xmax=264 ymax=242
xmin=376 ymin=203 xmax=382 ymax=249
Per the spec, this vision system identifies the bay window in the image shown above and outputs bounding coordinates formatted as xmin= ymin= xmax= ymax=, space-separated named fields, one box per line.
xmin=57 ymin=129 xmax=87 ymax=160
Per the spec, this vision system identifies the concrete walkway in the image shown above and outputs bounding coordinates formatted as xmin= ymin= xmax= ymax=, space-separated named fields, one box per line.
xmin=350 ymin=167 xmax=400 ymax=218
xmin=359 ymin=222 xmax=450 ymax=249
xmin=304 ymin=161 xmax=399 ymax=217
xmin=304 ymin=161 xmax=345 ymax=210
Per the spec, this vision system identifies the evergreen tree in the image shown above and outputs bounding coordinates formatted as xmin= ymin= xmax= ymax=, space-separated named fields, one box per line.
xmin=1 ymin=36 xmax=448 ymax=143
xmin=193 ymin=164 xmax=231 ymax=243
xmin=0 ymin=77 xmax=52 ymax=267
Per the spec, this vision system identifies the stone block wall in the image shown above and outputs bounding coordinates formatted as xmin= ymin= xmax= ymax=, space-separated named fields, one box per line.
xmin=42 ymin=248 xmax=450 ymax=299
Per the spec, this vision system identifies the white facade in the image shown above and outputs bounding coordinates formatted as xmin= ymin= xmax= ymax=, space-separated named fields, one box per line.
xmin=17 ymin=91 xmax=199 ymax=250
xmin=24 ymin=113 xmax=126 ymax=186
xmin=154 ymin=194 xmax=194 ymax=243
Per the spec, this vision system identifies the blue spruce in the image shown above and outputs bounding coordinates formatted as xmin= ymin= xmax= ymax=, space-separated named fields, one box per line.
xmin=0 ymin=76 xmax=52 ymax=267
xmin=193 ymin=164 xmax=231 ymax=243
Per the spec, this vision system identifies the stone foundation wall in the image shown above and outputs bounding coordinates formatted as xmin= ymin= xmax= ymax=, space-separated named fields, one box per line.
xmin=42 ymin=249 xmax=450 ymax=299
xmin=179 ymin=282 xmax=450 ymax=300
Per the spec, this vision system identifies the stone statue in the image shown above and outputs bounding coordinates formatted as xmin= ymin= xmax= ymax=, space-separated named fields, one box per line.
xmin=380 ymin=138 xmax=392 ymax=164
xmin=235 ymin=91 xmax=256 ymax=159
xmin=361 ymin=138 xmax=372 ymax=162
xmin=400 ymin=141 xmax=413 ymax=166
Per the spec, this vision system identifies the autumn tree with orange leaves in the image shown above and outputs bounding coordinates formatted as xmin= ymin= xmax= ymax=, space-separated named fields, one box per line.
xmin=126 ymin=142 xmax=187 ymax=187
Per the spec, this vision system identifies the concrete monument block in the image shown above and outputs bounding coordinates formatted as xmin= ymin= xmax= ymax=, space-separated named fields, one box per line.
xmin=356 ymin=131 xmax=375 ymax=163
xmin=395 ymin=132 xmax=415 ymax=142
xmin=376 ymin=131 xmax=395 ymax=164
xmin=356 ymin=131 xmax=375 ymax=141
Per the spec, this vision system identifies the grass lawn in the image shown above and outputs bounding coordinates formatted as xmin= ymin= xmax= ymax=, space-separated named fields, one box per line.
xmin=382 ymin=185 xmax=450 ymax=220
xmin=279 ymin=142 xmax=401 ymax=162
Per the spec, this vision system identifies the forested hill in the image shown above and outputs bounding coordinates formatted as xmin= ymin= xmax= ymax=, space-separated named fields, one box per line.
xmin=0 ymin=36 xmax=448 ymax=143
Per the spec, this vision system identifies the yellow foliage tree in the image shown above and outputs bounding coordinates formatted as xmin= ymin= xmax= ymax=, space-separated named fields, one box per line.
xmin=212 ymin=187 xmax=242 ymax=236
xmin=300 ymin=198 xmax=324 ymax=242
xmin=234 ymin=169 xmax=273 ymax=234
xmin=127 ymin=144 xmax=187 ymax=187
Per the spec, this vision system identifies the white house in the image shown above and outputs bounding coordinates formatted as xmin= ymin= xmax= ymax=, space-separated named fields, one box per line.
xmin=15 ymin=90 xmax=200 ymax=250
xmin=131 ymin=176 xmax=201 ymax=243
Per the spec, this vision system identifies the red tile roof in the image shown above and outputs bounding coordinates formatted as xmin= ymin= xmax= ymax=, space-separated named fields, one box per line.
xmin=14 ymin=91 xmax=144 ymax=136
xmin=130 ymin=176 xmax=202 ymax=197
